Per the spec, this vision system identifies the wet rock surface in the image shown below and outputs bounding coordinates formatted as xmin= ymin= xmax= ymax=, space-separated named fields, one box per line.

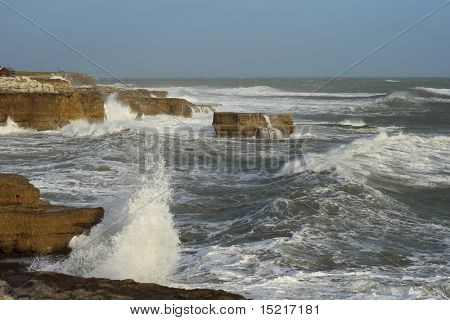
xmin=213 ymin=112 xmax=294 ymax=138
xmin=0 ymin=262 xmax=245 ymax=300
xmin=0 ymin=174 xmax=104 ymax=254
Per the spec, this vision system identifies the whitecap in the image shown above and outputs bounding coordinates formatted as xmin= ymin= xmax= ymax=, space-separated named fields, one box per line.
xmin=277 ymin=131 xmax=450 ymax=188
xmin=339 ymin=119 xmax=366 ymax=127
xmin=415 ymin=87 xmax=450 ymax=96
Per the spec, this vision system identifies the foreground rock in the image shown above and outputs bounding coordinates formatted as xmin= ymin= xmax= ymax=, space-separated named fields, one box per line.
xmin=213 ymin=112 xmax=294 ymax=138
xmin=0 ymin=264 xmax=244 ymax=300
xmin=0 ymin=174 xmax=48 ymax=206
xmin=0 ymin=90 xmax=105 ymax=130
xmin=0 ymin=174 xmax=103 ymax=254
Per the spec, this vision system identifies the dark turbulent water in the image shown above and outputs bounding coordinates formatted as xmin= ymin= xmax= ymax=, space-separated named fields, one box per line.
xmin=1 ymin=78 xmax=449 ymax=299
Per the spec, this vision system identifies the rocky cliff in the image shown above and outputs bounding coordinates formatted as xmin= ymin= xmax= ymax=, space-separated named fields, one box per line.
xmin=0 ymin=70 xmax=214 ymax=131
xmin=0 ymin=91 xmax=105 ymax=130
xmin=0 ymin=174 xmax=104 ymax=254
xmin=213 ymin=112 xmax=294 ymax=138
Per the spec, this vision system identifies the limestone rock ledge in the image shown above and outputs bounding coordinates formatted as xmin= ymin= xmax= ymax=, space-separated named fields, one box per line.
xmin=0 ymin=71 xmax=214 ymax=131
xmin=0 ymin=91 xmax=105 ymax=131
xmin=213 ymin=112 xmax=294 ymax=138
xmin=0 ymin=174 xmax=104 ymax=254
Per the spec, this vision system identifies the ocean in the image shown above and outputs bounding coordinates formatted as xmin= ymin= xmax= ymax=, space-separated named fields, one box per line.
xmin=1 ymin=78 xmax=449 ymax=299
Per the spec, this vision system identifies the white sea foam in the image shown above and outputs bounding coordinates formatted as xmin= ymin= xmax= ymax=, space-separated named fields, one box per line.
xmin=339 ymin=119 xmax=366 ymax=127
xmin=290 ymin=126 xmax=316 ymax=139
xmin=30 ymin=160 xmax=180 ymax=284
xmin=277 ymin=131 xmax=450 ymax=187
xmin=57 ymin=93 xmax=137 ymax=136
xmin=415 ymin=87 xmax=450 ymax=96
xmin=104 ymin=93 xmax=137 ymax=121
xmin=0 ymin=117 xmax=30 ymax=135
xmin=385 ymin=79 xmax=400 ymax=83
xmin=258 ymin=115 xmax=284 ymax=139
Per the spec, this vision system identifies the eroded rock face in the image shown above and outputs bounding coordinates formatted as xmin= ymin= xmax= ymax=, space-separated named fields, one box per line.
xmin=0 ymin=91 xmax=105 ymax=130
xmin=0 ymin=266 xmax=245 ymax=300
xmin=213 ymin=112 xmax=294 ymax=138
xmin=0 ymin=174 xmax=103 ymax=254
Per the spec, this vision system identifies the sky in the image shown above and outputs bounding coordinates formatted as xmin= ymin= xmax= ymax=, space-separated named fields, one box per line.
xmin=1 ymin=0 xmax=449 ymax=78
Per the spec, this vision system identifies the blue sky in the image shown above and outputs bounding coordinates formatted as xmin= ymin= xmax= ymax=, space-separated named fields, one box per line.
xmin=1 ymin=0 xmax=449 ymax=77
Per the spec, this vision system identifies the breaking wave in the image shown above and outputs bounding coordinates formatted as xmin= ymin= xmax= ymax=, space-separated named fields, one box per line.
xmin=278 ymin=131 xmax=450 ymax=188
xmin=0 ymin=117 xmax=31 ymax=135
xmin=57 ymin=94 xmax=138 ymax=137
xmin=30 ymin=159 xmax=180 ymax=284
xmin=380 ymin=90 xmax=450 ymax=105
xmin=415 ymin=87 xmax=450 ymax=96
xmin=104 ymin=93 xmax=137 ymax=121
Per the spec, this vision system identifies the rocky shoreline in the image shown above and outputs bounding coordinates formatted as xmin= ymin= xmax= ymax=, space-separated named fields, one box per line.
xmin=0 ymin=69 xmax=296 ymax=300
xmin=0 ymin=71 xmax=215 ymax=130
xmin=0 ymin=173 xmax=244 ymax=300
xmin=1 ymin=70 xmax=293 ymax=136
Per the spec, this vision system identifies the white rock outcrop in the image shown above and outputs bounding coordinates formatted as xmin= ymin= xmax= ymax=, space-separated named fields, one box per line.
xmin=0 ymin=76 xmax=56 ymax=93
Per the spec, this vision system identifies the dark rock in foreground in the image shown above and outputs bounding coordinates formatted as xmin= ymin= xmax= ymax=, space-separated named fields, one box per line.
xmin=213 ymin=112 xmax=294 ymax=138
xmin=0 ymin=264 xmax=244 ymax=300
xmin=0 ymin=174 xmax=103 ymax=254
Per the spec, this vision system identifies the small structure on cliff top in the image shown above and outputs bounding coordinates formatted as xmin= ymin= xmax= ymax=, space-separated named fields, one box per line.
xmin=0 ymin=66 xmax=15 ymax=77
